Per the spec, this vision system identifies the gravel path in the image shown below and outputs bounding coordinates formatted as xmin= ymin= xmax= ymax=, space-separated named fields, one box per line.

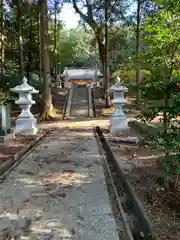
xmin=0 ymin=128 xmax=119 ymax=239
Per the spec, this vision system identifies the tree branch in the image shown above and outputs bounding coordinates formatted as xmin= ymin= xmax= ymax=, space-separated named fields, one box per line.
xmin=86 ymin=1 xmax=93 ymax=23
xmin=72 ymin=0 xmax=93 ymax=26
xmin=107 ymin=0 xmax=118 ymax=20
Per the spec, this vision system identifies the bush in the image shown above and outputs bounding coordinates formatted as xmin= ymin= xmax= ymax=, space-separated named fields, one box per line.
xmin=112 ymin=69 xmax=152 ymax=84
xmin=2 ymin=72 xmax=41 ymax=91
xmin=28 ymin=73 xmax=42 ymax=91
xmin=0 ymin=72 xmax=41 ymax=108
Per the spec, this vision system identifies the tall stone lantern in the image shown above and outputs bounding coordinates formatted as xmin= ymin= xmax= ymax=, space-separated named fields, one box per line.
xmin=108 ymin=77 xmax=129 ymax=134
xmin=10 ymin=77 xmax=39 ymax=135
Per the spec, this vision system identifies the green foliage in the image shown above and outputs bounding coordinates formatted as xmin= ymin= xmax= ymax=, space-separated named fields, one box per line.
xmin=108 ymin=25 xmax=136 ymax=71
xmin=4 ymin=2 xmax=40 ymax=75
xmin=0 ymin=1 xmax=98 ymax=101
xmin=28 ymin=73 xmax=42 ymax=91
xmin=139 ymin=7 xmax=180 ymax=187
xmin=49 ymin=27 xmax=99 ymax=69
xmin=113 ymin=69 xmax=151 ymax=83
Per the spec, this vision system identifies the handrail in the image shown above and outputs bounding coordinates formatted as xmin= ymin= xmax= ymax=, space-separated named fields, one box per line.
xmin=87 ymin=86 xmax=94 ymax=117
xmin=91 ymin=88 xmax=96 ymax=117
xmin=62 ymin=89 xmax=69 ymax=120
xmin=65 ymin=86 xmax=74 ymax=119
xmin=87 ymin=86 xmax=90 ymax=117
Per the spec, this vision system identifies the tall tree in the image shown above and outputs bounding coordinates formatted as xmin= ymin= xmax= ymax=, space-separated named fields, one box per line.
xmin=39 ymin=0 xmax=54 ymax=119
xmin=16 ymin=0 xmax=24 ymax=80
xmin=135 ymin=0 xmax=142 ymax=105
xmin=72 ymin=0 xmax=126 ymax=69
xmin=72 ymin=0 xmax=105 ymax=71
xmin=0 ymin=0 xmax=4 ymax=88
xmin=53 ymin=0 xmax=58 ymax=81
xmin=104 ymin=0 xmax=109 ymax=107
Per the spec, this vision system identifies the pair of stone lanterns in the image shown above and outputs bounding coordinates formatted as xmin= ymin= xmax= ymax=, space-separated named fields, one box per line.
xmin=10 ymin=77 xmax=39 ymax=135
xmin=10 ymin=75 xmax=128 ymax=135
xmin=108 ymin=76 xmax=129 ymax=134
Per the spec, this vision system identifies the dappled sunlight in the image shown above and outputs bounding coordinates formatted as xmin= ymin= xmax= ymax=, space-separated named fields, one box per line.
xmin=100 ymin=107 xmax=114 ymax=117
xmin=31 ymin=220 xmax=73 ymax=235
xmin=12 ymin=170 xmax=92 ymax=190
xmin=0 ymin=212 xmax=75 ymax=239
xmin=78 ymin=154 xmax=100 ymax=159
xmin=58 ymin=119 xmax=109 ymax=129
xmin=18 ymin=177 xmax=43 ymax=186
xmin=38 ymin=118 xmax=109 ymax=130
xmin=31 ymin=226 xmax=52 ymax=234
xmin=0 ymin=212 xmax=19 ymax=220
xmin=70 ymin=131 xmax=93 ymax=136
xmin=42 ymin=171 xmax=91 ymax=186
xmin=29 ymin=219 xmax=76 ymax=238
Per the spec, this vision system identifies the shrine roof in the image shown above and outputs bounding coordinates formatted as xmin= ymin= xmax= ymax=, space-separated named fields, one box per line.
xmin=62 ymin=68 xmax=102 ymax=80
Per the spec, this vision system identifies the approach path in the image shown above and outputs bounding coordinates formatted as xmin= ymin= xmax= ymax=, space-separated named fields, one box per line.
xmin=0 ymin=126 xmax=119 ymax=239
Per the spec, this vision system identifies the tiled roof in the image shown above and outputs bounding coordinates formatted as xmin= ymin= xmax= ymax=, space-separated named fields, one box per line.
xmin=63 ymin=68 xmax=102 ymax=80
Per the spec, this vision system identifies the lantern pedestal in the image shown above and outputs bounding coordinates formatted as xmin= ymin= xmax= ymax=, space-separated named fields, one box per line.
xmin=15 ymin=108 xmax=38 ymax=135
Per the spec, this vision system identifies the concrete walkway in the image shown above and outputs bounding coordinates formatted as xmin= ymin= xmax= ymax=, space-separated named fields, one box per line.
xmin=0 ymin=127 xmax=119 ymax=239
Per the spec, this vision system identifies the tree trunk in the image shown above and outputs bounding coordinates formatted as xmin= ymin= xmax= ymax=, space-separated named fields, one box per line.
xmin=38 ymin=2 xmax=42 ymax=84
xmin=72 ymin=0 xmax=108 ymax=95
xmin=92 ymin=23 xmax=105 ymax=72
xmin=26 ymin=8 xmax=33 ymax=79
xmin=104 ymin=0 xmax=110 ymax=108
xmin=93 ymin=26 xmax=111 ymax=107
xmin=39 ymin=0 xmax=54 ymax=120
xmin=135 ymin=0 xmax=141 ymax=105
xmin=17 ymin=0 xmax=24 ymax=80
xmin=0 ymin=0 xmax=4 ymax=88
xmin=53 ymin=0 xmax=58 ymax=83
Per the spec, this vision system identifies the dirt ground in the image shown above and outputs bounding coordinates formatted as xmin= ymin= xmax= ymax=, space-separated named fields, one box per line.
xmin=108 ymin=131 xmax=180 ymax=240
xmin=0 ymin=136 xmax=35 ymax=166
xmin=0 ymin=129 xmax=48 ymax=168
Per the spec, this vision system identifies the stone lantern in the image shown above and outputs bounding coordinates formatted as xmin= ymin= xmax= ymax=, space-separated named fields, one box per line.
xmin=108 ymin=77 xmax=129 ymax=134
xmin=10 ymin=76 xmax=39 ymax=135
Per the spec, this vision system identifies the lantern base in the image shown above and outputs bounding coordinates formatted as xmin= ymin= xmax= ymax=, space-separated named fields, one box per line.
xmin=14 ymin=116 xmax=38 ymax=135
xmin=110 ymin=116 xmax=129 ymax=134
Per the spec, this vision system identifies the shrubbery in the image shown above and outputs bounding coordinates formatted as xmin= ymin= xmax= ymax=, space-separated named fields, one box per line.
xmin=112 ymin=69 xmax=151 ymax=84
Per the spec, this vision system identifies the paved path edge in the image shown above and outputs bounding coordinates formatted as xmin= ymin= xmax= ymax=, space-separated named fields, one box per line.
xmin=102 ymin=132 xmax=157 ymax=240
xmin=0 ymin=128 xmax=52 ymax=180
